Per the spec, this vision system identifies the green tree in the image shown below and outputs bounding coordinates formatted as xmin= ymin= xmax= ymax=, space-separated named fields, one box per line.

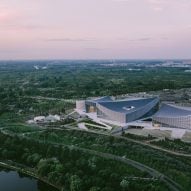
xmin=120 ymin=179 xmax=129 ymax=191
xmin=70 ymin=175 xmax=82 ymax=191
xmin=89 ymin=187 xmax=101 ymax=191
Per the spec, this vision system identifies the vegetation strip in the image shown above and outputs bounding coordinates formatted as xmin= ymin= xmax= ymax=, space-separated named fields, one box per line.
xmin=65 ymin=125 xmax=191 ymax=157
xmin=23 ymin=130 xmax=182 ymax=191
xmin=1 ymin=131 xmax=169 ymax=191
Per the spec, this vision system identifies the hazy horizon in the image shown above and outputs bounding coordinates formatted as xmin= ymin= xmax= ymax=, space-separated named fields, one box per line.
xmin=1 ymin=0 xmax=191 ymax=60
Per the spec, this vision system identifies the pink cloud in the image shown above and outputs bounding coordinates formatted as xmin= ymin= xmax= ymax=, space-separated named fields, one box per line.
xmin=0 ymin=7 xmax=21 ymax=24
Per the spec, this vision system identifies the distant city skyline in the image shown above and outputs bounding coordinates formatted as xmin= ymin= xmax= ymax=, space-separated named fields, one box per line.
xmin=0 ymin=0 xmax=191 ymax=59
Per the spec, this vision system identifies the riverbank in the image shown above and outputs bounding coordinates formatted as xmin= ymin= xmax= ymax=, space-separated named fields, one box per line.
xmin=0 ymin=160 xmax=62 ymax=191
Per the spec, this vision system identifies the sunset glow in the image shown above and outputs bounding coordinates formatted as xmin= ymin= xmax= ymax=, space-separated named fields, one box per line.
xmin=0 ymin=0 xmax=191 ymax=59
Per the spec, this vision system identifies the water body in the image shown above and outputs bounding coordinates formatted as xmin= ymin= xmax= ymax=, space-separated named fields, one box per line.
xmin=0 ymin=167 xmax=58 ymax=191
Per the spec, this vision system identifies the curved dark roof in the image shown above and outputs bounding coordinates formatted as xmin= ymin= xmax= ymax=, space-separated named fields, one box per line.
xmin=87 ymin=96 xmax=113 ymax=104
xmin=154 ymin=104 xmax=191 ymax=118
xmin=97 ymin=97 xmax=158 ymax=114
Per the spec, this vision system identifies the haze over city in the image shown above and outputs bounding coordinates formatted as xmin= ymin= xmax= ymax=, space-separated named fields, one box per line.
xmin=0 ymin=0 xmax=191 ymax=59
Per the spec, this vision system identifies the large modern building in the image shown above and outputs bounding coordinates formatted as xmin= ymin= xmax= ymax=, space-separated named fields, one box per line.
xmin=153 ymin=104 xmax=191 ymax=129
xmin=76 ymin=96 xmax=159 ymax=124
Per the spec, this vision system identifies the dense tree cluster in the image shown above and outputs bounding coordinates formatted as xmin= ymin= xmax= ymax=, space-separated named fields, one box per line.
xmin=0 ymin=132 xmax=168 ymax=191
xmin=151 ymin=138 xmax=191 ymax=154
xmin=1 ymin=61 xmax=191 ymax=101
xmin=28 ymin=129 xmax=191 ymax=190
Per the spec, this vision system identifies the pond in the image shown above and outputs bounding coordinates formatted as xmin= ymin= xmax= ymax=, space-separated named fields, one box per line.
xmin=0 ymin=167 xmax=59 ymax=191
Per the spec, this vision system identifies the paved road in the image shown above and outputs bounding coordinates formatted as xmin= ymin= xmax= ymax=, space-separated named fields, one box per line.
xmin=64 ymin=125 xmax=191 ymax=157
xmin=20 ymin=131 xmax=181 ymax=191
xmin=23 ymin=96 xmax=75 ymax=103
xmin=5 ymin=122 xmax=191 ymax=158
xmin=17 ymin=130 xmax=182 ymax=191
xmin=0 ymin=127 xmax=184 ymax=190
xmin=40 ymin=139 xmax=182 ymax=191
xmin=116 ymin=135 xmax=191 ymax=157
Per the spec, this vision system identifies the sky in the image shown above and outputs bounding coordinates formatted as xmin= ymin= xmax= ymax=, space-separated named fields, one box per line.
xmin=0 ymin=0 xmax=191 ymax=59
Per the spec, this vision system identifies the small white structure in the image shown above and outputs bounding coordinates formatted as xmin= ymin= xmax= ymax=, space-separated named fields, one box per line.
xmin=27 ymin=120 xmax=35 ymax=124
xmin=33 ymin=115 xmax=61 ymax=123
xmin=45 ymin=115 xmax=61 ymax=123
xmin=34 ymin=65 xmax=39 ymax=70
xmin=28 ymin=115 xmax=61 ymax=124
xmin=34 ymin=116 xmax=45 ymax=122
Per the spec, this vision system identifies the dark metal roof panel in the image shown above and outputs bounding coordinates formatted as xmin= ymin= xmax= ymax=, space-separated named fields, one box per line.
xmin=154 ymin=104 xmax=191 ymax=118
xmin=97 ymin=97 xmax=158 ymax=114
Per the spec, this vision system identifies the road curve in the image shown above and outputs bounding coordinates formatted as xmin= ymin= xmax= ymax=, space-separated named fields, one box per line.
xmin=64 ymin=125 xmax=191 ymax=157
xmin=22 ymin=133 xmax=182 ymax=191
xmin=0 ymin=128 xmax=183 ymax=191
